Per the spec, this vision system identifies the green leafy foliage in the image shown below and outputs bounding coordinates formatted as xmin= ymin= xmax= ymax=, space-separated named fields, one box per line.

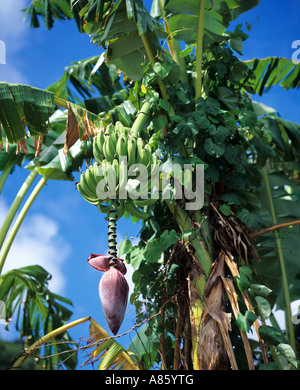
xmin=234 ymin=266 xmax=252 ymax=292
xmin=0 ymin=82 xmax=55 ymax=143
xmin=47 ymin=56 xmax=123 ymax=101
xmin=161 ymin=0 xmax=260 ymax=49
xmin=0 ymin=265 xmax=76 ymax=369
xmin=236 ymin=310 xmax=257 ymax=333
xmin=245 ymin=57 xmax=300 ymax=95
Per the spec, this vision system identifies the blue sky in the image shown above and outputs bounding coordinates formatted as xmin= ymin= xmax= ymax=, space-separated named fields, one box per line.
xmin=0 ymin=0 xmax=299 ymax=369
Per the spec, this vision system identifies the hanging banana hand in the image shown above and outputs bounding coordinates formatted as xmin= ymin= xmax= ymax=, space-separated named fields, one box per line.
xmin=77 ymin=121 xmax=162 ymax=221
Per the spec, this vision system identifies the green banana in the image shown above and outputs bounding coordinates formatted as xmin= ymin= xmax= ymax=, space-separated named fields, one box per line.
xmin=105 ymin=124 xmax=117 ymax=145
xmin=93 ymin=132 xmax=104 ymax=163
xmin=140 ymin=148 xmax=149 ymax=167
xmin=119 ymin=158 xmax=128 ymax=195
xmin=116 ymin=136 xmax=123 ymax=159
xmin=140 ymin=178 xmax=152 ymax=198
xmin=85 ymin=165 xmax=98 ymax=193
xmin=98 ymin=129 xmax=106 ymax=150
xmin=100 ymin=159 xmax=108 ymax=177
xmin=133 ymin=197 xmax=158 ymax=207
xmin=136 ymin=137 xmax=144 ymax=164
xmin=104 ymin=135 xmax=115 ymax=163
xmin=77 ymin=183 xmax=99 ymax=205
xmin=91 ymin=162 xmax=103 ymax=183
xmin=144 ymin=143 xmax=152 ymax=170
xmin=115 ymin=121 xmax=124 ymax=135
xmin=150 ymin=155 xmax=161 ymax=177
xmin=126 ymin=199 xmax=150 ymax=220
xmin=127 ymin=137 xmax=137 ymax=166
xmin=80 ymin=173 xmax=97 ymax=199
xmin=112 ymin=159 xmax=119 ymax=185
xmin=106 ymin=161 xmax=118 ymax=198
xmin=97 ymin=203 xmax=112 ymax=214
xmin=120 ymin=134 xmax=128 ymax=158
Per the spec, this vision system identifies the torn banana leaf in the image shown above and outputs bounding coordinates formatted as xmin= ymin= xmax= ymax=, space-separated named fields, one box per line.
xmin=0 ymin=82 xmax=55 ymax=144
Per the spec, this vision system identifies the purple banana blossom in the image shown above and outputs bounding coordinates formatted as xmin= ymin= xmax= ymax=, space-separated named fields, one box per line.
xmin=88 ymin=254 xmax=129 ymax=335
xmin=88 ymin=254 xmax=127 ymax=274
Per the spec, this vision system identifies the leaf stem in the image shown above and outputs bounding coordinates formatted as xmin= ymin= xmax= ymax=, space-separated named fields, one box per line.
xmin=140 ymin=32 xmax=174 ymax=116
xmin=0 ymin=167 xmax=39 ymax=252
xmin=253 ymin=219 xmax=300 ymax=237
xmin=262 ymin=166 xmax=296 ymax=353
xmin=10 ymin=316 xmax=91 ymax=369
xmin=158 ymin=0 xmax=189 ymax=84
xmin=108 ymin=202 xmax=118 ymax=267
xmin=54 ymin=96 xmax=69 ymax=109
xmin=0 ymin=156 xmax=18 ymax=196
xmin=0 ymin=169 xmax=54 ymax=275
xmin=195 ymin=0 xmax=205 ymax=104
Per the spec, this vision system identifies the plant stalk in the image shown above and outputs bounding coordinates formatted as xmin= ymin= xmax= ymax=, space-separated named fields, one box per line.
xmin=165 ymin=199 xmax=212 ymax=370
xmin=54 ymin=96 xmax=69 ymax=109
xmin=0 ymin=167 xmax=39 ymax=252
xmin=0 ymin=156 xmax=18 ymax=196
xmin=253 ymin=219 xmax=300 ymax=237
xmin=131 ymin=101 xmax=152 ymax=138
xmin=195 ymin=0 xmax=205 ymax=103
xmin=108 ymin=203 xmax=118 ymax=268
xmin=140 ymin=32 xmax=175 ymax=116
xmin=262 ymin=166 xmax=296 ymax=353
xmin=0 ymin=169 xmax=53 ymax=275
xmin=165 ymin=199 xmax=211 ymax=276
xmin=158 ymin=0 xmax=189 ymax=84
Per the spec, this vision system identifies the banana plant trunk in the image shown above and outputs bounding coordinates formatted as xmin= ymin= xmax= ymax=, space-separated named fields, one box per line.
xmin=185 ymin=232 xmax=232 ymax=370
xmin=166 ymin=200 xmax=231 ymax=369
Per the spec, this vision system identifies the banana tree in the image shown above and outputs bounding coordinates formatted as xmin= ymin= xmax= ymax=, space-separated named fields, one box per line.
xmin=2 ymin=0 xmax=300 ymax=370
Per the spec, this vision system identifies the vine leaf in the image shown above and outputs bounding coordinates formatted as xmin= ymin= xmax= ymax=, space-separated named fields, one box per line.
xmin=236 ymin=310 xmax=257 ymax=333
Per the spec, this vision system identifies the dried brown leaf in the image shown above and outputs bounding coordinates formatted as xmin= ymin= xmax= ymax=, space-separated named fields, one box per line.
xmin=63 ymin=104 xmax=80 ymax=154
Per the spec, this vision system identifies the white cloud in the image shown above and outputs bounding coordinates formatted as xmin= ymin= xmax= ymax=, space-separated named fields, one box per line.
xmin=0 ymin=199 xmax=71 ymax=294
xmin=0 ymin=65 xmax=29 ymax=84
xmin=0 ymin=0 xmax=30 ymax=83
xmin=0 ymin=0 xmax=29 ymax=46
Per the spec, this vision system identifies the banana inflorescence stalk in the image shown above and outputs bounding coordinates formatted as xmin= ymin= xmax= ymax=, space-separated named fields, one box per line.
xmin=107 ymin=203 xmax=118 ymax=268
xmin=87 ymin=201 xmax=129 ymax=335
xmin=80 ymin=119 xmax=163 ymax=334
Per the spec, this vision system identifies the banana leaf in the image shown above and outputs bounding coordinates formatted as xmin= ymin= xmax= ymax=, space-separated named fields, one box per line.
xmin=0 ymin=82 xmax=55 ymax=144
xmin=0 ymin=264 xmax=76 ymax=369
xmin=244 ymin=57 xmax=300 ymax=95
xmin=0 ymin=82 xmax=103 ymax=155
xmin=23 ymin=0 xmax=75 ymax=30
xmin=254 ymin=167 xmax=300 ymax=309
xmin=83 ymin=318 xmax=140 ymax=370
xmin=158 ymin=0 xmax=260 ymax=48
xmin=47 ymin=56 xmax=122 ymax=101
xmin=25 ymin=110 xmax=94 ymax=180
xmin=243 ymin=104 xmax=300 ymax=309
xmin=23 ymin=0 xmax=261 ymax=83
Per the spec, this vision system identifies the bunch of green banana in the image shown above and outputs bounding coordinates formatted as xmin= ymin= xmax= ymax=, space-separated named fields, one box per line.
xmin=79 ymin=120 xmax=162 ymax=220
